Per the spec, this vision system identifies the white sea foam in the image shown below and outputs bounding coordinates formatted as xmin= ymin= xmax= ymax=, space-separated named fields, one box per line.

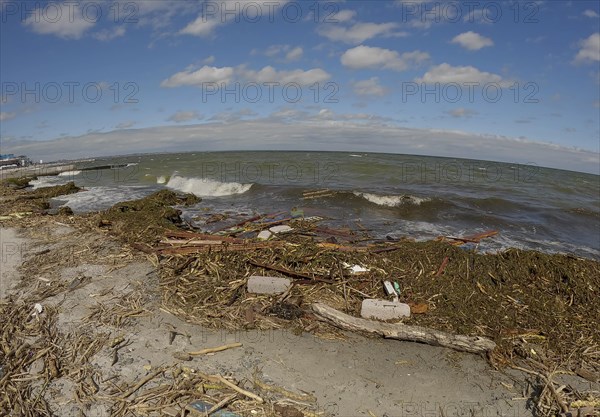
xmin=354 ymin=192 xmax=429 ymax=207
xmin=58 ymin=170 xmax=81 ymax=176
xmin=166 ymin=175 xmax=252 ymax=197
xmin=156 ymin=175 xmax=167 ymax=184
xmin=30 ymin=176 xmax=65 ymax=189
xmin=52 ymin=186 xmax=152 ymax=213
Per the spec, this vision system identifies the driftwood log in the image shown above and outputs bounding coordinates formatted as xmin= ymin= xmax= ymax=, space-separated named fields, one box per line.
xmin=311 ymin=303 xmax=496 ymax=354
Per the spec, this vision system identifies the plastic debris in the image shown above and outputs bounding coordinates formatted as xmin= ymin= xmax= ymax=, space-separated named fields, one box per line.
xmin=257 ymin=230 xmax=272 ymax=240
xmin=269 ymin=225 xmax=293 ymax=234
xmin=360 ymin=299 xmax=411 ymax=320
xmin=247 ymin=276 xmax=292 ymax=294
xmin=31 ymin=303 xmax=43 ymax=316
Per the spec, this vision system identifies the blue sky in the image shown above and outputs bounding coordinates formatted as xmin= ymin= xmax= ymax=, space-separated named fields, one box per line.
xmin=1 ymin=0 xmax=599 ymax=172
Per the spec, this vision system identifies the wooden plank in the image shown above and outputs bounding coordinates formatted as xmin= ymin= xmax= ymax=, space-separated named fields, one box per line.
xmin=164 ymin=230 xmax=243 ymax=243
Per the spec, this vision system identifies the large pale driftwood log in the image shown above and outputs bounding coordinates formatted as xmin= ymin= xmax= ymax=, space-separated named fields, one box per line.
xmin=311 ymin=303 xmax=496 ymax=354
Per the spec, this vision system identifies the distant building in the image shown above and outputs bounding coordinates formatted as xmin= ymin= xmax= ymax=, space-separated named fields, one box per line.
xmin=0 ymin=154 xmax=32 ymax=168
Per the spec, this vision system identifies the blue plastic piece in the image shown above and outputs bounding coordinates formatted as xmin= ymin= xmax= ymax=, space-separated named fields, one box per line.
xmin=188 ymin=400 xmax=242 ymax=417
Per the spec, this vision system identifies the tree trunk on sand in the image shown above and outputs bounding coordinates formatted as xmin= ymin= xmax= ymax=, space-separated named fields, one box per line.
xmin=311 ymin=303 xmax=496 ymax=354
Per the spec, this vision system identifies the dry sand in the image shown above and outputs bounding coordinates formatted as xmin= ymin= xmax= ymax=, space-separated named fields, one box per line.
xmin=3 ymin=224 xmax=592 ymax=417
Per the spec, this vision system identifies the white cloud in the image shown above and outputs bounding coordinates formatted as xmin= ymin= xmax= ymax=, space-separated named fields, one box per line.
xmin=167 ymin=111 xmax=203 ymax=123
xmin=451 ymin=31 xmax=494 ymax=50
xmin=161 ymin=63 xmax=330 ymax=88
xmin=239 ymin=66 xmax=330 ymax=85
xmin=23 ymin=2 xmax=95 ymax=39
xmin=0 ymin=112 xmax=16 ymax=121
xmin=574 ymin=33 xmax=600 ymax=64
xmin=93 ymin=26 xmax=126 ymax=41
xmin=317 ymin=22 xmax=406 ymax=44
xmin=179 ymin=16 xmax=221 ymax=37
xmin=341 ymin=45 xmax=429 ymax=71
xmin=583 ymin=9 xmax=599 ymax=18
xmin=115 ymin=121 xmax=136 ymax=129
xmin=203 ymin=56 xmax=216 ymax=64
xmin=179 ymin=1 xmax=288 ymax=37
xmin=447 ymin=108 xmax=478 ymax=118
xmin=135 ymin=1 xmax=201 ymax=31
xmin=285 ymin=46 xmax=303 ymax=62
xmin=161 ymin=66 xmax=235 ymax=87
xmin=416 ymin=63 xmax=511 ymax=86
xmin=352 ymin=77 xmax=388 ymax=96
xmin=265 ymin=45 xmax=285 ymax=57
xmin=265 ymin=45 xmax=303 ymax=61
xmin=333 ymin=9 xmax=356 ymax=23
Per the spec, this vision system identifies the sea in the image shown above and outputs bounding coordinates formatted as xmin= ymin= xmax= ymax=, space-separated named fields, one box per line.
xmin=30 ymin=151 xmax=600 ymax=259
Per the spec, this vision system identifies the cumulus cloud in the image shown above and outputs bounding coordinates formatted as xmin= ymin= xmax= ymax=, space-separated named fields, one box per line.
xmin=574 ymin=33 xmax=600 ymax=64
xmin=352 ymin=77 xmax=388 ymax=96
xmin=161 ymin=63 xmax=330 ymax=89
xmin=285 ymin=46 xmax=303 ymax=62
xmin=341 ymin=45 xmax=429 ymax=71
xmin=415 ymin=63 xmax=511 ymax=86
xmin=179 ymin=1 xmax=288 ymax=37
xmin=239 ymin=66 xmax=330 ymax=85
xmin=451 ymin=31 xmax=494 ymax=50
xmin=317 ymin=22 xmax=406 ymax=44
xmin=161 ymin=65 xmax=235 ymax=87
xmin=264 ymin=45 xmax=303 ymax=61
xmin=332 ymin=9 xmax=356 ymax=23
xmin=167 ymin=111 xmax=204 ymax=123
xmin=179 ymin=17 xmax=221 ymax=36
xmin=23 ymin=2 xmax=95 ymax=39
xmin=583 ymin=10 xmax=599 ymax=18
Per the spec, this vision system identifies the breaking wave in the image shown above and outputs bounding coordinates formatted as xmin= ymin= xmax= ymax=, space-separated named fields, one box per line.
xmin=353 ymin=192 xmax=430 ymax=207
xmin=166 ymin=174 xmax=253 ymax=197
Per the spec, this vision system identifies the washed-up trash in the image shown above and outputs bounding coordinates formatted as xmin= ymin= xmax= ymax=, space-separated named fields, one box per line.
xmin=269 ymin=225 xmax=293 ymax=234
xmin=31 ymin=303 xmax=43 ymax=316
xmin=343 ymin=262 xmax=369 ymax=274
xmin=361 ymin=299 xmax=410 ymax=320
xmin=303 ymin=216 xmax=324 ymax=222
xmin=383 ymin=281 xmax=398 ymax=300
xmin=257 ymin=230 xmax=272 ymax=240
xmin=247 ymin=276 xmax=292 ymax=294
xmin=187 ymin=400 xmax=242 ymax=417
